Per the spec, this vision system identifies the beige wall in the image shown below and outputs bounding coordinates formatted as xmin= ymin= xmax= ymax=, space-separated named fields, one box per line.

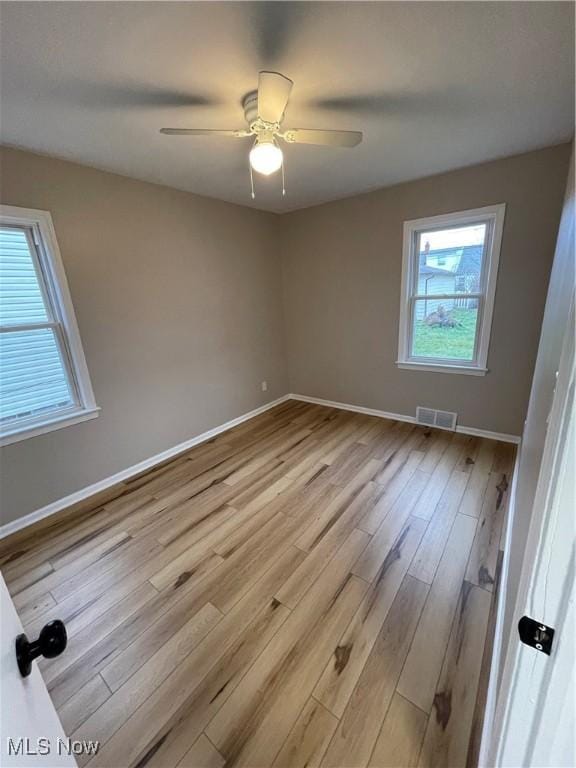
xmin=0 ymin=147 xmax=288 ymax=525
xmin=0 ymin=143 xmax=571 ymax=527
xmin=280 ymin=144 xmax=571 ymax=436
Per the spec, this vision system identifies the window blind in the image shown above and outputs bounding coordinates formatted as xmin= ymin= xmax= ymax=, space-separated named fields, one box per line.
xmin=0 ymin=226 xmax=74 ymax=425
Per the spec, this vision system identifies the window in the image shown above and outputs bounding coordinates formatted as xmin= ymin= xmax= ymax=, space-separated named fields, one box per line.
xmin=0 ymin=206 xmax=98 ymax=445
xmin=397 ymin=204 xmax=505 ymax=375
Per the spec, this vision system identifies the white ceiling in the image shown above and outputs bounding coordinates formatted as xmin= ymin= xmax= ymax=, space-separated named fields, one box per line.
xmin=1 ymin=2 xmax=573 ymax=213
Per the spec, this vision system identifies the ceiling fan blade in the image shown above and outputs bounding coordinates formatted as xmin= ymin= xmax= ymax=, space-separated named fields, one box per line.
xmin=282 ymin=128 xmax=363 ymax=147
xmin=257 ymin=71 xmax=293 ymax=123
xmin=160 ymin=128 xmax=250 ymax=137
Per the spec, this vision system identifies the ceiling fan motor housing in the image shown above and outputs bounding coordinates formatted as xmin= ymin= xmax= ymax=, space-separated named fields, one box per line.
xmin=242 ymin=91 xmax=259 ymax=125
xmin=242 ymin=92 xmax=281 ymax=138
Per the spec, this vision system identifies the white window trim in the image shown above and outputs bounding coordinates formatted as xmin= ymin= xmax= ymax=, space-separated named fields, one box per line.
xmin=397 ymin=203 xmax=506 ymax=376
xmin=0 ymin=205 xmax=99 ymax=446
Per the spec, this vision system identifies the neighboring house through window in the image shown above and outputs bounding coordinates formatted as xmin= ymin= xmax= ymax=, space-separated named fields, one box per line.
xmin=0 ymin=205 xmax=98 ymax=445
xmin=397 ymin=204 xmax=506 ymax=375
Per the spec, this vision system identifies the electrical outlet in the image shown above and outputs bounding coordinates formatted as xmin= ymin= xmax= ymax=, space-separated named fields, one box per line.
xmin=261 ymin=381 xmax=268 ymax=392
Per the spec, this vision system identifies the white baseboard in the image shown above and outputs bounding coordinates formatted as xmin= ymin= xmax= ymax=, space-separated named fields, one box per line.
xmin=289 ymin=393 xmax=521 ymax=444
xmin=0 ymin=395 xmax=290 ymax=540
xmin=1 ymin=390 xmax=520 ymax=541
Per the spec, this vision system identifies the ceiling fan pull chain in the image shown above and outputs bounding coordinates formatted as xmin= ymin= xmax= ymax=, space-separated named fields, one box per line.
xmin=250 ymin=162 xmax=256 ymax=199
xmin=281 ymin=159 xmax=286 ymax=197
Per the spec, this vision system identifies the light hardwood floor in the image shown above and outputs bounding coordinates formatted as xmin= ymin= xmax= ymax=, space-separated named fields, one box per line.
xmin=0 ymin=401 xmax=515 ymax=768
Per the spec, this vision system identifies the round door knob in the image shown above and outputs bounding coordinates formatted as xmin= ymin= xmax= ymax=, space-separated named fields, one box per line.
xmin=15 ymin=619 xmax=67 ymax=678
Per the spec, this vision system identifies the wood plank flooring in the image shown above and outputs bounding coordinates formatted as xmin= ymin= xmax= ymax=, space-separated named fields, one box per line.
xmin=0 ymin=401 xmax=515 ymax=768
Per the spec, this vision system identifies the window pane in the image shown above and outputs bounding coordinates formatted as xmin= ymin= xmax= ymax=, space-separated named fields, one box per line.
xmin=411 ymin=300 xmax=478 ymax=361
xmin=416 ymin=224 xmax=485 ymax=297
xmin=0 ymin=227 xmax=49 ymax=325
xmin=0 ymin=328 xmax=73 ymax=423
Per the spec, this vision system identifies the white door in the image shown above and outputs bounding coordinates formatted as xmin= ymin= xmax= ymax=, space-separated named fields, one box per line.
xmin=0 ymin=573 xmax=77 ymax=767
xmin=488 ymin=300 xmax=575 ymax=767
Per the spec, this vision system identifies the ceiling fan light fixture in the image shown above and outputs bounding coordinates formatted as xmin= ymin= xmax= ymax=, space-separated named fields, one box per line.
xmin=160 ymin=71 xmax=363 ymax=195
xmin=249 ymin=138 xmax=283 ymax=176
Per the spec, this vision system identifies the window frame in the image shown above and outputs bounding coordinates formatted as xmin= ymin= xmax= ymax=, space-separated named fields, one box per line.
xmin=397 ymin=203 xmax=506 ymax=376
xmin=0 ymin=205 xmax=99 ymax=446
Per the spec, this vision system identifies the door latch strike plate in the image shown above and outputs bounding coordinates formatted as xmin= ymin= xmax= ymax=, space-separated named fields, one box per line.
xmin=518 ymin=616 xmax=554 ymax=655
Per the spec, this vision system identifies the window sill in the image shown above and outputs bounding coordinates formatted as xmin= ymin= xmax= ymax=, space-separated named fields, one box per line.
xmin=396 ymin=361 xmax=488 ymax=376
xmin=0 ymin=407 xmax=100 ymax=447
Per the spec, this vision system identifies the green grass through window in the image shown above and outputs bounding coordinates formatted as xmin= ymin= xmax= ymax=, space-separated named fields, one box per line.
xmin=412 ymin=308 xmax=478 ymax=361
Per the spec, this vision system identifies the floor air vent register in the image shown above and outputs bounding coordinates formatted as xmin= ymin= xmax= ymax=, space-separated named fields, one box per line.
xmin=416 ymin=406 xmax=458 ymax=431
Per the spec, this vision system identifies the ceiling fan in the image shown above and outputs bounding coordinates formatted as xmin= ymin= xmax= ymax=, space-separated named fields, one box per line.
xmin=160 ymin=71 xmax=363 ymax=196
